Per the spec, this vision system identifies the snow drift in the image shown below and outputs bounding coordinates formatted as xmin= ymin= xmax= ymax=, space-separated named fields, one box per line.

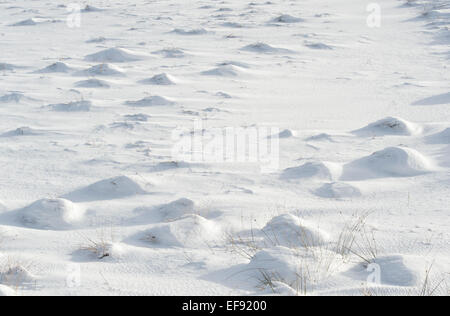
xmin=19 ymin=198 xmax=84 ymax=230
xmin=314 ymin=182 xmax=362 ymax=199
xmin=142 ymin=214 xmax=221 ymax=248
xmin=352 ymin=117 xmax=421 ymax=137
xmin=342 ymin=147 xmax=433 ymax=180
xmin=125 ymin=96 xmax=175 ymax=107
xmin=63 ymin=176 xmax=150 ymax=202
xmin=158 ymin=198 xmax=196 ymax=221
xmin=139 ymin=73 xmax=177 ymax=85
xmin=85 ymin=48 xmax=146 ymax=63
xmin=281 ymin=161 xmax=341 ymax=181
xmin=74 ymin=64 xmax=125 ymax=77
xmin=262 ymin=214 xmax=329 ymax=248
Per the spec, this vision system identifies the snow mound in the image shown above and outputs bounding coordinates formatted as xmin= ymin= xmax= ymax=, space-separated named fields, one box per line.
xmin=281 ymin=161 xmax=341 ymax=181
xmin=305 ymin=133 xmax=335 ymax=142
xmin=170 ymin=28 xmax=208 ymax=35
xmin=0 ymin=285 xmax=16 ymax=296
xmin=352 ymin=117 xmax=421 ymax=137
xmin=0 ymin=93 xmax=26 ymax=103
xmin=278 ymin=129 xmax=296 ymax=138
xmin=19 ymin=198 xmax=84 ymax=230
xmin=11 ymin=18 xmax=37 ymax=26
xmin=241 ymin=42 xmax=293 ymax=54
xmin=427 ymin=128 xmax=450 ymax=144
xmin=201 ymin=65 xmax=243 ymax=77
xmin=270 ymin=15 xmax=304 ymax=23
xmin=158 ymin=198 xmax=196 ymax=220
xmin=304 ymin=41 xmax=333 ymax=50
xmin=125 ymin=96 xmax=175 ymax=107
xmin=216 ymin=92 xmax=232 ymax=99
xmin=152 ymin=48 xmax=186 ymax=58
xmin=0 ymin=63 xmax=19 ymax=71
xmin=48 ymin=100 xmax=91 ymax=112
xmin=35 ymin=62 xmax=73 ymax=73
xmin=82 ymin=5 xmax=103 ymax=12
xmin=345 ymin=255 xmax=419 ymax=287
xmin=218 ymin=61 xmax=251 ymax=69
xmin=221 ymin=22 xmax=245 ymax=28
xmin=139 ymin=73 xmax=176 ymax=85
xmin=1 ymin=127 xmax=38 ymax=137
xmin=85 ymin=48 xmax=145 ymax=63
xmin=314 ymin=182 xmax=362 ymax=199
xmin=75 ymin=79 xmax=110 ymax=88
xmin=63 ymin=176 xmax=150 ymax=202
xmin=262 ymin=214 xmax=329 ymax=248
xmin=246 ymin=246 xmax=311 ymax=288
xmin=143 ymin=214 xmax=221 ymax=248
xmin=342 ymin=147 xmax=432 ymax=180
xmin=124 ymin=113 xmax=150 ymax=122
xmin=74 ymin=64 xmax=125 ymax=77
xmin=0 ymin=200 xmax=6 ymax=211
xmin=0 ymin=265 xmax=35 ymax=287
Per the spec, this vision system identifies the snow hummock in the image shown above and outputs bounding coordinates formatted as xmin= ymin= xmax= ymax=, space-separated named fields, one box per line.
xmin=241 ymin=42 xmax=293 ymax=54
xmin=270 ymin=15 xmax=304 ymax=23
xmin=152 ymin=48 xmax=186 ymax=58
xmin=158 ymin=198 xmax=196 ymax=221
xmin=306 ymin=133 xmax=335 ymax=142
xmin=246 ymin=246 xmax=308 ymax=288
xmin=0 ymin=63 xmax=18 ymax=71
xmin=142 ymin=214 xmax=221 ymax=248
xmin=170 ymin=28 xmax=208 ymax=35
xmin=63 ymin=176 xmax=150 ymax=202
xmin=35 ymin=62 xmax=73 ymax=74
xmin=19 ymin=198 xmax=84 ymax=230
xmin=304 ymin=42 xmax=334 ymax=50
xmin=281 ymin=161 xmax=341 ymax=181
xmin=125 ymin=96 xmax=175 ymax=107
xmin=278 ymin=129 xmax=296 ymax=138
xmin=75 ymin=79 xmax=110 ymax=88
xmin=352 ymin=117 xmax=422 ymax=137
xmin=262 ymin=214 xmax=330 ymax=248
xmin=314 ymin=182 xmax=362 ymax=199
xmin=48 ymin=100 xmax=91 ymax=112
xmin=82 ymin=5 xmax=103 ymax=13
xmin=1 ymin=127 xmax=38 ymax=137
xmin=201 ymin=65 xmax=244 ymax=77
xmin=85 ymin=48 xmax=145 ymax=63
xmin=0 ymin=265 xmax=35 ymax=287
xmin=342 ymin=147 xmax=433 ymax=180
xmin=74 ymin=64 xmax=125 ymax=77
xmin=0 ymin=92 xmax=26 ymax=103
xmin=139 ymin=73 xmax=177 ymax=85
xmin=11 ymin=18 xmax=38 ymax=26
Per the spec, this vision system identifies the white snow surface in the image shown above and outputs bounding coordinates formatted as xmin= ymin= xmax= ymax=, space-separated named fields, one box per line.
xmin=0 ymin=0 xmax=449 ymax=296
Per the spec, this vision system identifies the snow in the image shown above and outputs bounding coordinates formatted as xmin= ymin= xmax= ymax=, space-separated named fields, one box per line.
xmin=342 ymin=147 xmax=433 ymax=180
xmin=139 ymin=73 xmax=177 ymax=85
xmin=62 ymin=176 xmax=151 ymax=202
xmin=19 ymin=198 xmax=84 ymax=230
xmin=352 ymin=117 xmax=422 ymax=137
xmin=84 ymin=48 xmax=147 ymax=63
xmin=0 ymin=0 xmax=449 ymax=296
xmin=261 ymin=214 xmax=330 ymax=248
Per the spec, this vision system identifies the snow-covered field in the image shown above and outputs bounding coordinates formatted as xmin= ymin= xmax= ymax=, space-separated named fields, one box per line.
xmin=0 ymin=0 xmax=449 ymax=296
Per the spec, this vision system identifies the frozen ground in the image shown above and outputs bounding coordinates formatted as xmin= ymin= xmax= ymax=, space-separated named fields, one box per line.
xmin=0 ymin=0 xmax=449 ymax=296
